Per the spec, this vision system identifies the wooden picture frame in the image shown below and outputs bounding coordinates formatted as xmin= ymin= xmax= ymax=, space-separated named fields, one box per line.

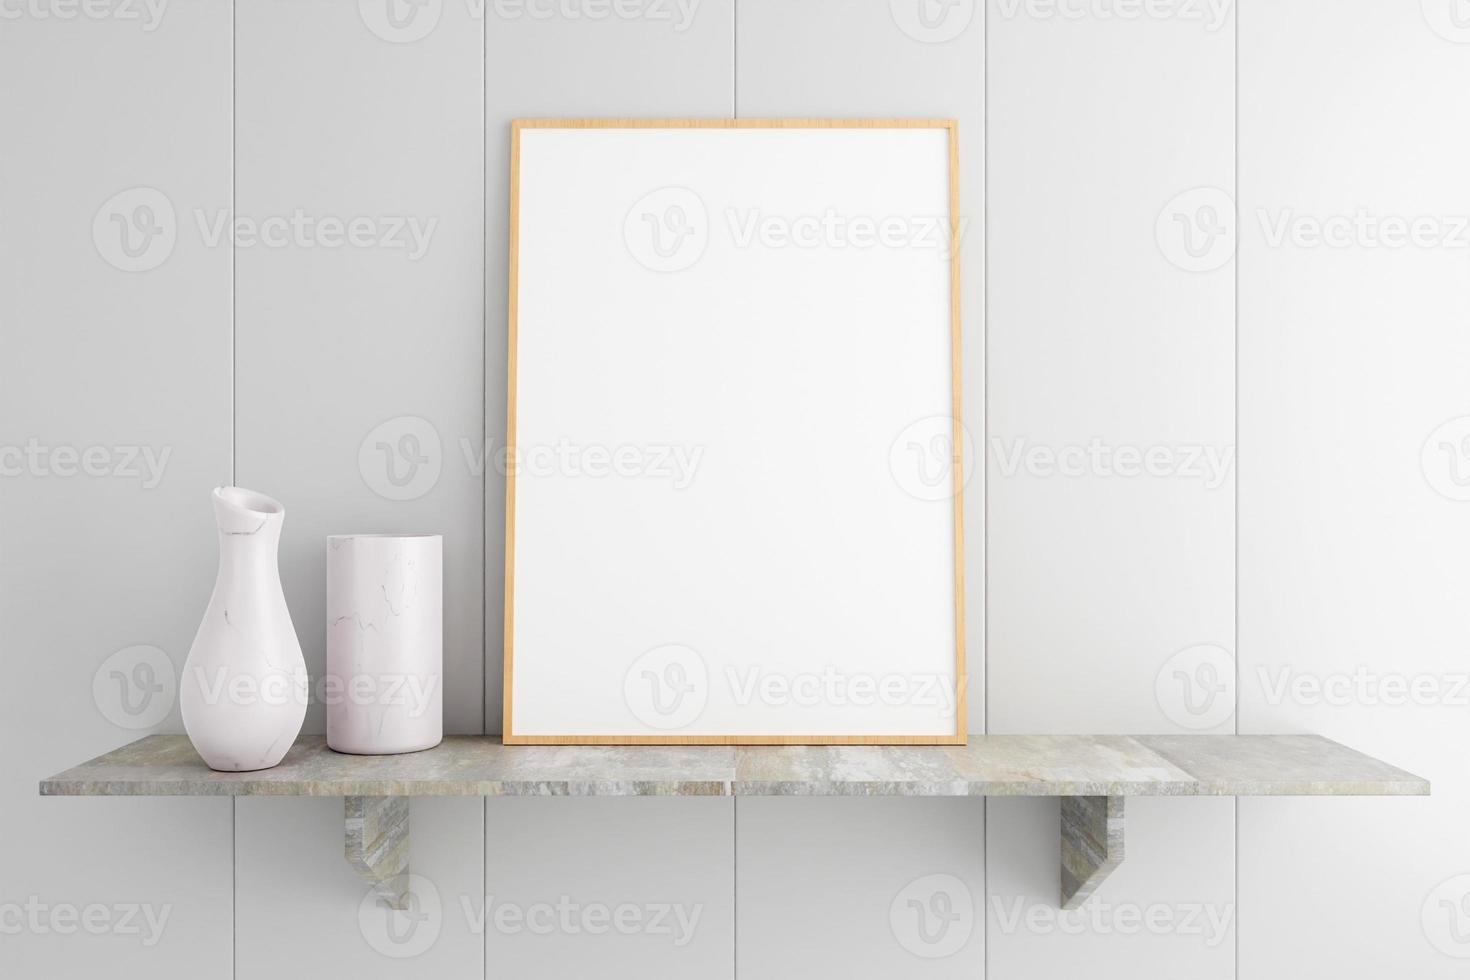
xmin=504 ymin=119 xmax=964 ymax=744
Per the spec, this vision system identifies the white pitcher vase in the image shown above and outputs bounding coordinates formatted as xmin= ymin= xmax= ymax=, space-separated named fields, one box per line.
xmin=181 ymin=487 xmax=308 ymax=771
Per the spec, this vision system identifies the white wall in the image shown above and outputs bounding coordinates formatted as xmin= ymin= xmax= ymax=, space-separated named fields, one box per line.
xmin=231 ymin=1 xmax=488 ymax=973
xmin=0 ymin=4 xmax=235 ymax=978
xmin=985 ymin=1 xmax=1236 ymax=978
xmin=1237 ymin=2 xmax=1470 ymax=977
xmin=0 ymin=1 xmax=1461 ymax=978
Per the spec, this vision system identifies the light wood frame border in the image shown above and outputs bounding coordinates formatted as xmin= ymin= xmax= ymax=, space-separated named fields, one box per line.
xmin=503 ymin=118 xmax=965 ymax=745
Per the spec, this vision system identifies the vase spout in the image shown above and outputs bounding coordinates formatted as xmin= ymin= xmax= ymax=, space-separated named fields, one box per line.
xmin=213 ymin=486 xmax=285 ymax=537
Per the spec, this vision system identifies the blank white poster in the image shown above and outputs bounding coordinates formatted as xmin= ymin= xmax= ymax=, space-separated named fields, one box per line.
xmin=507 ymin=122 xmax=962 ymax=742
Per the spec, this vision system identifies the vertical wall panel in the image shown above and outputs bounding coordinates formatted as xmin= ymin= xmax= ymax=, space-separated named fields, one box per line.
xmin=485 ymin=798 xmax=733 ymax=979
xmin=0 ymin=3 xmax=234 ymax=979
xmin=483 ymin=7 xmax=736 ymax=980
xmin=985 ymin=1 xmax=1236 ymax=734
xmin=733 ymin=3 xmax=986 ymax=975
xmin=737 ymin=797 xmax=985 ymax=979
xmin=233 ymin=0 xmax=486 ymax=975
xmin=1238 ymin=1 xmax=1470 ymax=976
xmin=985 ymin=0 xmax=1236 ymax=976
xmin=235 ymin=0 xmax=486 ymax=738
xmin=237 ymin=797 xmax=484 ymax=978
xmin=986 ymin=796 xmax=1234 ymax=978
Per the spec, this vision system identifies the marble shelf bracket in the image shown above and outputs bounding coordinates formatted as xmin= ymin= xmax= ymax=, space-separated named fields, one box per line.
xmin=1060 ymin=795 xmax=1125 ymax=910
xmin=345 ymin=796 xmax=410 ymax=911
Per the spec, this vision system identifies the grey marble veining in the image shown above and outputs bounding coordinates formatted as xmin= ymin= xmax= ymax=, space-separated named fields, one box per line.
xmin=1136 ymin=734 xmax=1430 ymax=796
xmin=949 ymin=735 xmax=1200 ymax=796
xmin=40 ymin=733 xmax=1428 ymax=798
xmin=41 ymin=736 xmax=735 ymax=797
xmin=730 ymin=736 xmax=1198 ymax=796
xmin=733 ymin=745 xmax=973 ymax=796
xmin=476 ymin=743 xmax=736 ymax=797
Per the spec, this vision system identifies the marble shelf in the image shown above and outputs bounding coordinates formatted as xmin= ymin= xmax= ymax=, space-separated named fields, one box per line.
xmin=42 ymin=734 xmax=1427 ymax=911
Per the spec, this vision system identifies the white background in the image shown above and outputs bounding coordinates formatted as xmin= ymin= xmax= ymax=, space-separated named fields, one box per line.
xmin=511 ymin=126 xmax=958 ymax=739
xmin=1 ymin=1 xmax=1466 ymax=977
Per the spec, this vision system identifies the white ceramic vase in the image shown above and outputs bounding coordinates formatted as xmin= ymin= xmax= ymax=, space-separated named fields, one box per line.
xmin=181 ymin=487 xmax=308 ymax=772
xmin=326 ymin=534 xmax=443 ymax=754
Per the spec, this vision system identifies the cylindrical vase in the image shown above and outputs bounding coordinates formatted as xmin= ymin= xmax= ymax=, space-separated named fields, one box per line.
xmin=326 ymin=534 xmax=443 ymax=754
